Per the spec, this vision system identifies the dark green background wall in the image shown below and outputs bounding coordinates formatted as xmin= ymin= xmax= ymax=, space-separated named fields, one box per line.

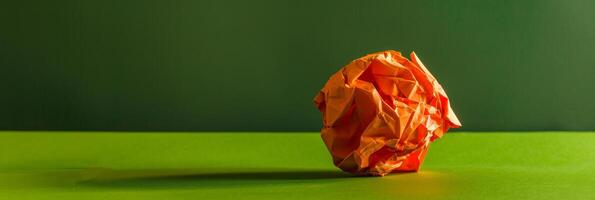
xmin=1 ymin=0 xmax=594 ymax=131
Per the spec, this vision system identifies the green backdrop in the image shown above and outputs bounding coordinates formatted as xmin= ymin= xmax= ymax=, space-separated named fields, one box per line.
xmin=1 ymin=0 xmax=594 ymax=131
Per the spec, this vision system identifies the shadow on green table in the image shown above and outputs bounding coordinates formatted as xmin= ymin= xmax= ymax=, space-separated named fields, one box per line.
xmin=78 ymin=168 xmax=373 ymax=189
xmin=3 ymin=168 xmax=451 ymax=199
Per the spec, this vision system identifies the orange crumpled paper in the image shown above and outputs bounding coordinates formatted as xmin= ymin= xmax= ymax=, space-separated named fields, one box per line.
xmin=314 ymin=50 xmax=461 ymax=176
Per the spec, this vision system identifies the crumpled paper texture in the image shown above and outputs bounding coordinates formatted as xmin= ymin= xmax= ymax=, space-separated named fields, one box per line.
xmin=314 ymin=50 xmax=461 ymax=176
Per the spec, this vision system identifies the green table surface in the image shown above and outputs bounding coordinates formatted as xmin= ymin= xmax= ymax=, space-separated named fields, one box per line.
xmin=0 ymin=131 xmax=593 ymax=200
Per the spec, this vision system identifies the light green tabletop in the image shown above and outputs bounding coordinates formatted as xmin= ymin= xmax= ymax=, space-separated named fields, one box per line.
xmin=0 ymin=132 xmax=593 ymax=200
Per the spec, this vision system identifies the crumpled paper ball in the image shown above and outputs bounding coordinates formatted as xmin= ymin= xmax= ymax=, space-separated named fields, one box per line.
xmin=314 ymin=50 xmax=461 ymax=176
